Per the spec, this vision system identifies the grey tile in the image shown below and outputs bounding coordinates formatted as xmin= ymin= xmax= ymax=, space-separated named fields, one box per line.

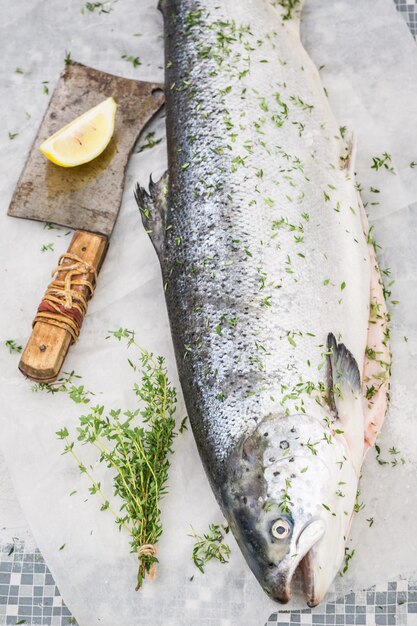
xmin=0 ymin=566 xmax=11 ymax=574
xmin=18 ymin=605 xmax=32 ymax=616
xmin=8 ymin=587 xmax=19 ymax=597
xmin=7 ymin=598 xmax=17 ymax=606
xmin=376 ymin=592 xmax=387 ymax=605
xmin=43 ymin=597 xmax=53 ymax=607
xmin=356 ymin=617 xmax=366 ymax=625
xmin=19 ymin=576 xmax=31 ymax=586
xmin=409 ymin=602 xmax=417 ymax=612
xmin=397 ymin=592 xmax=407 ymax=605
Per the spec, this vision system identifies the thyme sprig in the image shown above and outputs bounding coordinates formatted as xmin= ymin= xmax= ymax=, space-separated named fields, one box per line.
xmin=189 ymin=523 xmax=231 ymax=574
xmin=57 ymin=329 xmax=179 ymax=590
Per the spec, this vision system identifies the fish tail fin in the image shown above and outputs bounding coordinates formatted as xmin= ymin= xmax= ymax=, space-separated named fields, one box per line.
xmin=134 ymin=172 xmax=168 ymax=260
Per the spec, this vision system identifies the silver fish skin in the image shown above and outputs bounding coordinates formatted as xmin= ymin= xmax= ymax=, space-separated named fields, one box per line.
xmin=136 ymin=0 xmax=387 ymax=607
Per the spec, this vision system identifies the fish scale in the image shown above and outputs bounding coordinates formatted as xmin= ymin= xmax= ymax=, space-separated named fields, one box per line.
xmin=136 ymin=0 xmax=386 ymax=606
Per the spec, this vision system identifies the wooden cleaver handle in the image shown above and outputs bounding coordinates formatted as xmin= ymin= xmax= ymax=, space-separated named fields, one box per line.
xmin=19 ymin=230 xmax=108 ymax=383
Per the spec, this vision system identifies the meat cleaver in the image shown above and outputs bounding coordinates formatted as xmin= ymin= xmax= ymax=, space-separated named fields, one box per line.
xmin=8 ymin=62 xmax=164 ymax=383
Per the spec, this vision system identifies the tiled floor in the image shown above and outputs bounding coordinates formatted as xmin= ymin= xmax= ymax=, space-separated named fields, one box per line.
xmin=0 ymin=1 xmax=416 ymax=625
xmin=0 ymin=542 xmax=73 ymax=626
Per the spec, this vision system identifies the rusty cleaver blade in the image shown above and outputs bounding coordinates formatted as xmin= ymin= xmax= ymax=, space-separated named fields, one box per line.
xmin=8 ymin=61 xmax=164 ymax=383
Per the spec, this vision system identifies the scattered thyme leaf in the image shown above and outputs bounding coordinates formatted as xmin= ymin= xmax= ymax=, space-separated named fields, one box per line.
xmin=341 ymin=547 xmax=355 ymax=575
xmin=5 ymin=339 xmax=23 ymax=354
xmin=371 ymin=152 xmax=395 ymax=174
xmin=189 ymin=523 xmax=231 ymax=573
xmin=179 ymin=415 xmax=189 ymax=433
xmin=121 ymin=54 xmax=141 ymax=68
xmin=64 ymin=50 xmax=73 ymax=66
xmin=40 ymin=243 xmax=55 ymax=252
xmin=81 ymin=1 xmax=115 ymax=13
xmin=138 ymin=131 xmax=163 ymax=153
xmin=32 ymin=370 xmax=91 ymax=404
xmin=8 ymin=131 xmax=18 ymax=140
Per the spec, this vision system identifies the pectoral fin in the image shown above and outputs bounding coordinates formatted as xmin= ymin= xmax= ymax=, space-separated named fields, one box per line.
xmin=327 ymin=333 xmax=364 ymax=471
xmin=134 ymin=172 xmax=169 ymax=261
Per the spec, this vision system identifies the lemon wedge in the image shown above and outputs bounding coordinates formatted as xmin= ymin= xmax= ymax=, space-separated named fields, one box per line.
xmin=39 ymin=97 xmax=116 ymax=167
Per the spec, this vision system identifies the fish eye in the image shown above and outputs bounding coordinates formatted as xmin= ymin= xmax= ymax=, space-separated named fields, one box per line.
xmin=271 ymin=518 xmax=292 ymax=540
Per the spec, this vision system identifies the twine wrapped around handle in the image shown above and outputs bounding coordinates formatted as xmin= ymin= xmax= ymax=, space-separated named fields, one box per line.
xmin=33 ymin=252 xmax=98 ymax=343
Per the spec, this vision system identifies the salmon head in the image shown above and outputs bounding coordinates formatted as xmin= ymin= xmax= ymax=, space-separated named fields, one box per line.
xmin=221 ymin=414 xmax=357 ymax=606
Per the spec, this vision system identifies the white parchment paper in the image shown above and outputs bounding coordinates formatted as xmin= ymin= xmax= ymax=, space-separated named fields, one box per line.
xmin=1 ymin=0 xmax=417 ymax=624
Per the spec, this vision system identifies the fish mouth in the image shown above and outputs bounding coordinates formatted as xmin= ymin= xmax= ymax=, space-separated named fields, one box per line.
xmin=269 ymin=518 xmax=326 ymax=606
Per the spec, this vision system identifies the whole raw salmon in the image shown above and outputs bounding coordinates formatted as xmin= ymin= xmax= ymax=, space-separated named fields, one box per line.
xmin=136 ymin=0 xmax=390 ymax=606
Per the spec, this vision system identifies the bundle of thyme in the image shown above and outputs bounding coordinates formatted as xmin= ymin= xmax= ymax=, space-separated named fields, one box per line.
xmin=56 ymin=328 xmax=179 ymax=590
